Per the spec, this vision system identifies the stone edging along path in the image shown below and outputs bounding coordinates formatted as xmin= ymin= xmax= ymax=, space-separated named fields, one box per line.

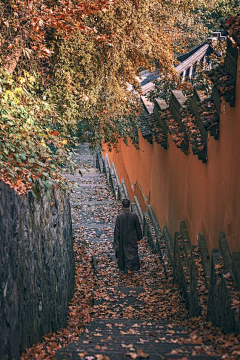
xmin=22 ymin=144 xmax=240 ymax=360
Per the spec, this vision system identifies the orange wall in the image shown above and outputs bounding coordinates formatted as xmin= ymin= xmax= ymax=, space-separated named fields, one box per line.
xmin=103 ymin=54 xmax=240 ymax=252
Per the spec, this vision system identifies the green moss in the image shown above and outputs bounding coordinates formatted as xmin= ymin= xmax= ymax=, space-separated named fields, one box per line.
xmin=31 ymin=185 xmax=41 ymax=202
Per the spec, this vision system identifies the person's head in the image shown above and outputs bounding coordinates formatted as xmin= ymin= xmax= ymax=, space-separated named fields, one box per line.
xmin=122 ymin=198 xmax=130 ymax=209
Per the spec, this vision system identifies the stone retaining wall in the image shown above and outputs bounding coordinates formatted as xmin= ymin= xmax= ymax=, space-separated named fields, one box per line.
xmin=0 ymin=180 xmax=75 ymax=360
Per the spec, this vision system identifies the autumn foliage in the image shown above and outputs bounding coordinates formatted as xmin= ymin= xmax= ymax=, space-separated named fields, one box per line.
xmin=0 ymin=1 xmax=239 ymax=192
xmin=1 ymin=0 xmax=110 ymax=72
xmin=0 ymin=0 xmax=111 ymax=192
xmin=0 ymin=70 xmax=75 ymax=193
xmin=0 ymin=0 xmax=174 ymax=191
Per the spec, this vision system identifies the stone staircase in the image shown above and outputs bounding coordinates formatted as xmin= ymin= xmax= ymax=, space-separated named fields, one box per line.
xmin=56 ymin=253 xmax=220 ymax=360
xmin=55 ymin=145 xmax=222 ymax=360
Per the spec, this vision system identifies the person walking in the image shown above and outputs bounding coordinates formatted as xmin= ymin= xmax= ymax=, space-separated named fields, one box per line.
xmin=114 ymin=199 xmax=142 ymax=273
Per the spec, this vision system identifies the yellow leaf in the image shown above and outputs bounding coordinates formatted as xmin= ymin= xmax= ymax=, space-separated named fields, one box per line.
xmin=41 ymin=139 xmax=47 ymax=148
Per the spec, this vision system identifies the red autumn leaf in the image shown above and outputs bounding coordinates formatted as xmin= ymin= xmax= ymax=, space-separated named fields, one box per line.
xmin=49 ymin=130 xmax=59 ymax=136
xmin=16 ymin=179 xmax=23 ymax=187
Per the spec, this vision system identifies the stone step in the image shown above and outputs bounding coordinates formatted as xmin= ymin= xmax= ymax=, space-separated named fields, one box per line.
xmin=56 ymin=352 xmax=219 ymax=360
xmin=56 ymin=342 xmax=219 ymax=358
xmin=56 ymin=344 xmax=219 ymax=358
xmin=63 ymin=319 xmax=189 ymax=334
xmin=56 ymin=342 xmax=213 ymax=352
xmin=56 ymin=347 xmax=220 ymax=360
xmin=56 ymin=319 xmax=220 ymax=359
xmin=93 ymin=287 xmax=145 ymax=307
xmin=80 ymin=330 xmax=190 ymax=339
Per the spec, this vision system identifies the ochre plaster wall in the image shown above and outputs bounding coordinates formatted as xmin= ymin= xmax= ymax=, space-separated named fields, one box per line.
xmin=103 ymin=54 xmax=240 ymax=252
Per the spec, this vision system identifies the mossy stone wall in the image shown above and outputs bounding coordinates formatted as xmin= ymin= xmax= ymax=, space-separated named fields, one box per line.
xmin=0 ymin=180 xmax=75 ymax=360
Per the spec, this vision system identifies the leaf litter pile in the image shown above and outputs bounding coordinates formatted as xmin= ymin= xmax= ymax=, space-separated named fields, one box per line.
xmin=21 ymin=147 xmax=240 ymax=360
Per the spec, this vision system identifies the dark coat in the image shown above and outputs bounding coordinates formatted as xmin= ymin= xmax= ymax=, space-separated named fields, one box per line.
xmin=114 ymin=209 xmax=142 ymax=271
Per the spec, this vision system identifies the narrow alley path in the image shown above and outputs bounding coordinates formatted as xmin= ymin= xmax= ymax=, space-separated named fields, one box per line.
xmin=21 ymin=145 xmax=240 ymax=360
xmin=56 ymin=145 xmax=234 ymax=360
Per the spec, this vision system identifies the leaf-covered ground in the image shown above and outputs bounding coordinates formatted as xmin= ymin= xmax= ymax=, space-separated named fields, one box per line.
xmin=21 ymin=145 xmax=240 ymax=360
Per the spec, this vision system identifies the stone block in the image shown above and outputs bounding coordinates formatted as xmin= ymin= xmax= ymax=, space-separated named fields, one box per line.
xmin=207 ymin=249 xmax=223 ymax=327
xmin=173 ymin=232 xmax=190 ymax=308
xmin=141 ymin=96 xmax=154 ymax=114
xmin=109 ymin=162 xmax=120 ymax=200
xmin=133 ymin=195 xmax=143 ymax=223
xmin=143 ymin=213 xmax=157 ymax=252
xmin=192 ymin=86 xmax=204 ymax=103
xmin=112 ymin=163 xmax=120 ymax=187
xmin=180 ymin=221 xmax=191 ymax=265
xmin=219 ymin=232 xmax=232 ymax=271
xmin=104 ymin=155 xmax=111 ymax=183
xmin=96 ymin=150 xmax=104 ymax=173
xmin=153 ymin=100 xmax=169 ymax=143
xmin=171 ymin=90 xmax=187 ymax=110
xmin=220 ymin=270 xmax=239 ymax=333
xmin=143 ymin=214 xmax=171 ymax=277
xmin=154 ymin=98 xmax=168 ymax=112
xmin=122 ymin=179 xmax=130 ymax=201
xmin=189 ymin=246 xmax=202 ymax=317
xmin=147 ymin=204 xmax=161 ymax=235
xmin=191 ymin=100 xmax=208 ymax=143
xmin=198 ymin=233 xmax=211 ymax=289
xmin=158 ymin=112 xmax=169 ymax=136
xmin=131 ymin=201 xmax=137 ymax=213
xmin=138 ymin=113 xmax=153 ymax=144
xmin=232 ymin=252 xmax=240 ymax=290
xmin=169 ymin=91 xmax=188 ymax=137
xmin=118 ymin=183 xmax=125 ymax=201
xmin=156 ymin=232 xmax=173 ymax=279
xmin=153 ymin=98 xmax=168 ymax=126
xmin=161 ymin=112 xmax=189 ymax=153
xmin=162 ymin=226 xmax=174 ymax=266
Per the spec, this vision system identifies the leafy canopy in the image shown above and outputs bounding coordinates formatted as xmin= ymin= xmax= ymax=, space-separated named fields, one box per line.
xmin=0 ymin=0 xmax=238 ymax=191
xmin=51 ymin=0 xmax=177 ymax=147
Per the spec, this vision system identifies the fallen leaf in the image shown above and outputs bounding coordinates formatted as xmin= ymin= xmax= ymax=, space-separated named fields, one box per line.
xmin=126 ymin=353 xmax=138 ymax=359
xmin=136 ymin=348 xmax=149 ymax=358
xmin=121 ymin=343 xmax=134 ymax=348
